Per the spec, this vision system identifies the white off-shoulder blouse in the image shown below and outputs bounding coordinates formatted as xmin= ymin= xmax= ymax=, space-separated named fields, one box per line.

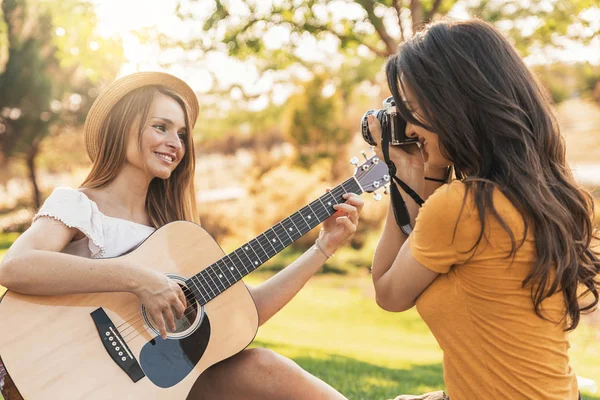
xmin=33 ymin=187 xmax=156 ymax=258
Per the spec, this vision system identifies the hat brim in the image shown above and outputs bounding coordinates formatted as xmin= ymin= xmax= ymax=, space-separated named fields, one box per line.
xmin=84 ymin=72 xmax=199 ymax=162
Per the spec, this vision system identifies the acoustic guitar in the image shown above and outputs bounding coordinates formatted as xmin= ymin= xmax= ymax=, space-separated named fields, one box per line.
xmin=0 ymin=154 xmax=388 ymax=399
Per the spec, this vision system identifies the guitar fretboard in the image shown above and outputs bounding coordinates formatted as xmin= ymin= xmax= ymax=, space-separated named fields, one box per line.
xmin=185 ymin=177 xmax=363 ymax=305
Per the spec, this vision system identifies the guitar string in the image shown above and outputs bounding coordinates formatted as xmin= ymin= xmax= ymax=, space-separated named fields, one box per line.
xmin=116 ymin=287 xmax=197 ymax=338
xmin=114 ymin=181 xmax=362 ymax=344
xmin=116 ymin=180 xmax=365 ymax=343
xmin=117 ymin=193 xmax=343 ymax=343
xmin=115 ymin=201 xmax=329 ymax=341
xmin=116 ymin=180 xmax=364 ymax=343
xmin=118 ymin=197 xmax=341 ymax=343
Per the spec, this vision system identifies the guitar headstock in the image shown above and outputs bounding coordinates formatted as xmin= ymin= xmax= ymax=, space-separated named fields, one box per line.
xmin=352 ymin=150 xmax=390 ymax=200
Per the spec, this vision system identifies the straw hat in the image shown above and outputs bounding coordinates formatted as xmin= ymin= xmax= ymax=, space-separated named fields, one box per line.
xmin=83 ymin=71 xmax=199 ymax=162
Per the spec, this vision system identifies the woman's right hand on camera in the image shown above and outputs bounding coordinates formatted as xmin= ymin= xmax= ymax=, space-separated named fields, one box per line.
xmin=367 ymin=115 xmax=425 ymax=188
xmin=131 ymin=267 xmax=187 ymax=339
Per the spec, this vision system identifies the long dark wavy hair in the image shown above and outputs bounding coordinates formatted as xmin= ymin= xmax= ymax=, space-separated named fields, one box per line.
xmin=387 ymin=18 xmax=599 ymax=330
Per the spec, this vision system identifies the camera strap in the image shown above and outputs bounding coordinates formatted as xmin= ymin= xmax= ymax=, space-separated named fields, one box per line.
xmin=380 ymin=125 xmax=424 ymax=236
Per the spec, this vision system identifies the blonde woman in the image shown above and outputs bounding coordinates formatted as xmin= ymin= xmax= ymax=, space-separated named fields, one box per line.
xmin=0 ymin=72 xmax=362 ymax=400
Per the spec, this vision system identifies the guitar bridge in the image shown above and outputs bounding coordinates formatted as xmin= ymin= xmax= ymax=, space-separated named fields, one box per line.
xmin=91 ymin=308 xmax=145 ymax=382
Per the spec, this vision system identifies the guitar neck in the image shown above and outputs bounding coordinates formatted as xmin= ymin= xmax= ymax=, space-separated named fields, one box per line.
xmin=186 ymin=177 xmax=363 ymax=305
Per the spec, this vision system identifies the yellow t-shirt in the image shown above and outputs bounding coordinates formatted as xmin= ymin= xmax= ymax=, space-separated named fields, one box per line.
xmin=410 ymin=180 xmax=578 ymax=400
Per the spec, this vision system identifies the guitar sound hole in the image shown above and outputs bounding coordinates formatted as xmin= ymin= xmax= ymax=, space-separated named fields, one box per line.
xmin=144 ymin=283 xmax=202 ymax=337
xmin=171 ymin=285 xmax=199 ymax=334
xmin=172 ymin=303 xmax=198 ymax=333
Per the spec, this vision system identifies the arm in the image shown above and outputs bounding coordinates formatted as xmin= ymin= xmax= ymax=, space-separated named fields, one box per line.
xmin=371 ymin=171 xmax=447 ymax=312
xmin=0 ymin=217 xmax=142 ymax=295
xmin=367 ymin=114 xmax=450 ymax=312
xmin=248 ymin=193 xmax=364 ymax=326
xmin=0 ymin=217 xmax=186 ymax=339
xmin=248 ymin=242 xmax=329 ymax=326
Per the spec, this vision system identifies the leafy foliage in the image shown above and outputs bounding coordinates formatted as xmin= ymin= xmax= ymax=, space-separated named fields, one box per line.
xmin=173 ymin=0 xmax=599 ymax=65
xmin=0 ymin=0 xmax=123 ymax=206
xmin=532 ymin=62 xmax=600 ymax=104
xmin=283 ymin=73 xmax=348 ymax=166
xmin=155 ymin=0 xmax=600 ymax=172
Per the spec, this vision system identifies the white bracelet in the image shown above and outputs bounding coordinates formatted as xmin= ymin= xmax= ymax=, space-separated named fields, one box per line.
xmin=314 ymin=238 xmax=333 ymax=259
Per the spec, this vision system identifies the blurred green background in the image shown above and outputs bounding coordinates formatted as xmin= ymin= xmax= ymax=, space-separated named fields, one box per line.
xmin=0 ymin=0 xmax=599 ymax=398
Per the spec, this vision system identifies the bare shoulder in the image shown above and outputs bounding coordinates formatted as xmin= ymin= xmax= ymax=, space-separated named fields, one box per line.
xmin=3 ymin=217 xmax=79 ymax=262
xmin=77 ymin=187 xmax=100 ymax=204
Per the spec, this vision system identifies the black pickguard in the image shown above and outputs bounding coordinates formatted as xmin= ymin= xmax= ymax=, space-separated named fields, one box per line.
xmin=139 ymin=313 xmax=211 ymax=388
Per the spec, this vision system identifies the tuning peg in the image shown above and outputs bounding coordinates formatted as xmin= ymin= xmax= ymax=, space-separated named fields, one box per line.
xmin=349 ymin=157 xmax=359 ymax=166
xmin=373 ymin=193 xmax=383 ymax=201
xmin=383 ymin=186 xmax=389 ymax=195
xmin=360 ymin=150 xmax=368 ymax=160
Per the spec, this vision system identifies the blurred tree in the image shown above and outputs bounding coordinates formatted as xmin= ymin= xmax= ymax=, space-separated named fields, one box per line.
xmin=169 ymin=0 xmax=599 ymax=68
xmin=283 ymin=57 xmax=384 ymax=177
xmin=155 ymin=0 xmax=598 ymax=168
xmin=532 ymin=61 xmax=600 ymax=104
xmin=283 ymin=73 xmax=347 ymax=170
xmin=0 ymin=0 xmax=123 ymax=208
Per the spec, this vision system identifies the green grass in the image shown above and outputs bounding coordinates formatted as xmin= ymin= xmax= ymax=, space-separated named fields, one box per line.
xmin=246 ymin=273 xmax=444 ymax=399
xmin=244 ymin=273 xmax=600 ymax=400
xmin=0 ymin=232 xmax=18 ymax=252
xmin=0 ymin=232 xmax=598 ymax=399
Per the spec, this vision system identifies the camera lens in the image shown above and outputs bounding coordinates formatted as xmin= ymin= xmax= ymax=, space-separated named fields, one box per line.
xmin=360 ymin=110 xmax=377 ymax=146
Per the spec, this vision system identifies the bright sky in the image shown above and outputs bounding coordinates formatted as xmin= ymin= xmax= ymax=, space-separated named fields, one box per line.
xmin=92 ymin=0 xmax=600 ymax=100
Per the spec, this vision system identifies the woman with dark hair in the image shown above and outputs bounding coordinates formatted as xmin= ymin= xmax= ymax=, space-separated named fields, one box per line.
xmin=369 ymin=18 xmax=599 ymax=399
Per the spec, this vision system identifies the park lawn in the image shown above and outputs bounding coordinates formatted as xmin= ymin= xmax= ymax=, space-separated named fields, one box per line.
xmin=244 ymin=272 xmax=600 ymax=400
xmin=0 ymin=236 xmax=598 ymax=399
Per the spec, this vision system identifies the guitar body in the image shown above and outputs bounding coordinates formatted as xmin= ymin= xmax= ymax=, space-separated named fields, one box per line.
xmin=0 ymin=154 xmax=388 ymax=400
xmin=0 ymin=221 xmax=259 ymax=400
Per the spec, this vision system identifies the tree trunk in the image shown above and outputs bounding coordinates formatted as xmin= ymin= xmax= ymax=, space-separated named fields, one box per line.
xmin=410 ymin=0 xmax=426 ymax=33
xmin=331 ymin=144 xmax=352 ymax=182
xmin=26 ymin=146 xmax=41 ymax=209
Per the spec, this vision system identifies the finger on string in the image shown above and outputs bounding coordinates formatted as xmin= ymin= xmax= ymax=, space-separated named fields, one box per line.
xmin=337 ymin=216 xmax=356 ymax=233
xmin=128 ymin=307 xmax=190 ymax=342
xmin=117 ymin=294 xmax=199 ymax=337
xmin=175 ymin=289 xmax=187 ymax=317
xmin=178 ymin=287 xmax=188 ymax=308
xmin=163 ymin=307 xmax=177 ymax=333
xmin=117 ymin=299 xmax=165 ymax=332
xmin=343 ymin=193 xmax=365 ymax=212
xmin=175 ymin=298 xmax=186 ymax=319
xmin=153 ymin=310 xmax=168 ymax=339
xmin=333 ymin=203 xmax=357 ymax=218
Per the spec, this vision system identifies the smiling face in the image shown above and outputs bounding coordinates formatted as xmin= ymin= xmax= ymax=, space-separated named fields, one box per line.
xmin=400 ymin=79 xmax=453 ymax=169
xmin=125 ymin=92 xmax=188 ymax=181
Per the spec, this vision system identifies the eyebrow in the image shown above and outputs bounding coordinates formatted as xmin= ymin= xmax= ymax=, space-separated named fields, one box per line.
xmin=150 ymin=116 xmax=187 ymax=132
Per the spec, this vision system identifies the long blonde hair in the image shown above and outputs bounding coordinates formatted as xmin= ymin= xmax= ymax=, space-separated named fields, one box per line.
xmin=81 ymin=85 xmax=199 ymax=228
